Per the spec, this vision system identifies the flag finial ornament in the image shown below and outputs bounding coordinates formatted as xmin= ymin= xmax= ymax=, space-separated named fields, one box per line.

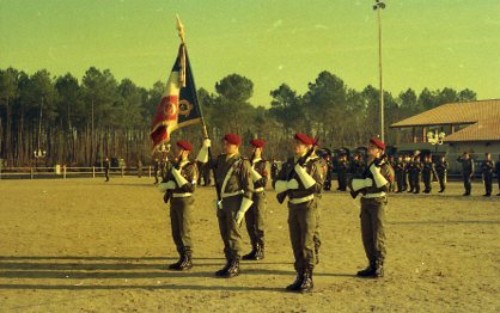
xmin=176 ymin=14 xmax=185 ymax=43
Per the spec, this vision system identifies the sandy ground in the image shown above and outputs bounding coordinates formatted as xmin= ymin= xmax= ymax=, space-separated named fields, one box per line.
xmin=0 ymin=177 xmax=498 ymax=313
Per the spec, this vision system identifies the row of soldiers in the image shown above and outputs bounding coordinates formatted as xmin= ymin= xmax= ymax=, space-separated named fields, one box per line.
xmin=302 ymin=150 xmax=500 ymax=197
xmin=157 ymin=133 xmax=394 ymax=293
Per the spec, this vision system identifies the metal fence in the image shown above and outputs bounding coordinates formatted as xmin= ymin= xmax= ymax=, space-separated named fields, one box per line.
xmin=0 ymin=165 xmax=154 ymax=180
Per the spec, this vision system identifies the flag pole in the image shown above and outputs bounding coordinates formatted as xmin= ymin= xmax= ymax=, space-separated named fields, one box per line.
xmin=176 ymin=15 xmax=221 ymax=201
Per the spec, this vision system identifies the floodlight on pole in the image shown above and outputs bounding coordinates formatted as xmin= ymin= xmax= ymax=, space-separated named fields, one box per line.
xmin=373 ymin=0 xmax=386 ymax=142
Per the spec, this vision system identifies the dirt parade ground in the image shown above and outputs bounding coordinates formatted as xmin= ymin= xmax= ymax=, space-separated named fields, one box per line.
xmin=0 ymin=177 xmax=498 ymax=312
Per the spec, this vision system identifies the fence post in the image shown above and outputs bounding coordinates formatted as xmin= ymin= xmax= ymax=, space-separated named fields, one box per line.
xmin=92 ymin=166 xmax=96 ymax=178
xmin=63 ymin=165 xmax=67 ymax=179
xmin=30 ymin=167 xmax=34 ymax=179
xmin=121 ymin=166 xmax=125 ymax=177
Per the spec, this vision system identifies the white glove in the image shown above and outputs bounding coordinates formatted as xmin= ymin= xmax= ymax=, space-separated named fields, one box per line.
xmin=196 ymin=139 xmax=211 ymax=163
xmin=369 ymin=164 xmax=389 ymax=188
xmin=294 ymin=164 xmax=316 ymax=189
xmin=251 ymin=168 xmax=262 ymax=182
xmin=275 ymin=179 xmax=299 ymax=194
xmin=171 ymin=168 xmax=188 ymax=187
xmin=351 ymin=178 xmax=373 ymax=192
xmin=158 ymin=180 xmax=177 ymax=192
xmin=235 ymin=197 xmax=253 ymax=225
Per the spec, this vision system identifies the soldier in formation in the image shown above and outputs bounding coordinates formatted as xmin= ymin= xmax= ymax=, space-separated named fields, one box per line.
xmin=242 ymin=139 xmax=269 ymax=260
xmin=496 ymin=155 xmax=500 ymax=196
xmin=274 ymin=133 xmax=323 ymax=293
xmin=422 ymin=154 xmax=437 ymax=194
xmin=197 ymin=133 xmax=254 ymax=278
xmin=336 ymin=154 xmax=349 ymax=192
xmin=481 ymin=152 xmax=494 ymax=197
xmin=394 ymin=155 xmax=406 ymax=193
xmin=158 ymin=140 xmax=198 ymax=270
xmin=349 ymin=137 xmax=394 ymax=278
xmin=457 ymin=152 xmax=475 ymax=196
xmin=435 ymin=155 xmax=448 ymax=193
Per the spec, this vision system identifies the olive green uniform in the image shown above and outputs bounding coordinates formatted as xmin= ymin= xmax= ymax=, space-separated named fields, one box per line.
xmin=161 ymin=160 xmax=197 ymax=255
xmin=276 ymin=156 xmax=323 ymax=274
xmin=245 ymin=158 xmax=268 ymax=254
xmin=358 ymin=161 xmax=394 ymax=273
xmin=212 ymin=154 xmax=253 ymax=262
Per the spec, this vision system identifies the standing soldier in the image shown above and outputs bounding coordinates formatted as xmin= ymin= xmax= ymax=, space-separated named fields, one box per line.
xmin=496 ymin=155 xmax=500 ymax=196
xmin=153 ymin=157 xmax=160 ymax=184
xmin=481 ymin=152 xmax=494 ymax=197
xmin=137 ymin=159 xmax=143 ymax=178
xmin=350 ymin=153 xmax=366 ymax=179
xmin=457 ymin=152 xmax=475 ymax=196
xmin=349 ymin=137 xmax=394 ymax=278
xmin=435 ymin=155 xmax=448 ymax=193
xmin=410 ymin=153 xmax=422 ymax=194
xmin=242 ymin=139 xmax=269 ymax=261
xmin=422 ymin=154 xmax=437 ymax=194
xmin=197 ymin=134 xmax=253 ymax=278
xmin=337 ymin=154 xmax=349 ymax=191
xmin=388 ymin=156 xmax=397 ymax=192
xmin=103 ymin=157 xmax=111 ymax=182
xmin=406 ymin=155 xmax=415 ymax=193
xmin=403 ymin=154 xmax=411 ymax=192
xmin=158 ymin=140 xmax=197 ymax=271
xmin=274 ymin=133 xmax=323 ymax=293
xmin=323 ymin=154 xmax=333 ymax=191
xmin=270 ymin=158 xmax=279 ymax=181
xmin=394 ymin=155 xmax=405 ymax=193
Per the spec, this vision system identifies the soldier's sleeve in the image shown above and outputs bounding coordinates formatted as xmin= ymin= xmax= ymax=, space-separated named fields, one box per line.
xmin=308 ymin=159 xmax=324 ymax=194
xmin=380 ymin=163 xmax=395 ymax=192
xmin=178 ymin=163 xmax=197 ymax=193
xmin=241 ymin=159 xmax=254 ymax=199
xmin=254 ymin=160 xmax=269 ymax=189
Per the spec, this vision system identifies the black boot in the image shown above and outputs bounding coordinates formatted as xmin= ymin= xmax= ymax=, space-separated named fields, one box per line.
xmin=221 ymin=258 xmax=240 ymax=278
xmin=356 ymin=261 xmax=376 ymax=277
xmin=298 ymin=267 xmax=314 ymax=293
xmin=373 ymin=260 xmax=384 ymax=278
xmin=177 ymin=250 xmax=193 ymax=271
xmin=168 ymin=256 xmax=182 ymax=270
xmin=242 ymin=243 xmax=264 ymax=260
xmin=286 ymin=270 xmax=303 ymax=291
xmin=168 ymin=249 xmax=193 ymax=271
xmin=215 ymin=258 xmax=231 ymax=277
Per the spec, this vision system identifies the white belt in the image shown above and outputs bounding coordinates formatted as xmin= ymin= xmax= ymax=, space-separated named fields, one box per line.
xmin=362 ymin=192 xmax=386 ymax=199
xmin=288 ymin=194 xmax=314 ymax=204
xmin=221 ymin=190 xmax=244 ymax=198
xmin=172 ymin=192 xmax=192 ymax=198
xmin=254 ymin=187 xmax=264 ymax=193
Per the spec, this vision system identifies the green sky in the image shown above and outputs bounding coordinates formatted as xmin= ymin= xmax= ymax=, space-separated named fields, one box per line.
xmin=1 ymin=0 xmax=499 ymax=105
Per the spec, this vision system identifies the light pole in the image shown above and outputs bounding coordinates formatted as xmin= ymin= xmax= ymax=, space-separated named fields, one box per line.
xmin=427 ymin=130 xmax=446 ymax=153
xmin=373 ymin=0 xmax=386 ymax=141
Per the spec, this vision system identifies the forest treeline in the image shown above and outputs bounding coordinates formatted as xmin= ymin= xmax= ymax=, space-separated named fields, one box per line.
xmin=0 ymin=67 xmax=476 ymax=166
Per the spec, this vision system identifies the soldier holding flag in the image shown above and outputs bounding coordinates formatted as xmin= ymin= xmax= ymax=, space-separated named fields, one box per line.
xmin=197 ymin=134 xmax=254 ymax=278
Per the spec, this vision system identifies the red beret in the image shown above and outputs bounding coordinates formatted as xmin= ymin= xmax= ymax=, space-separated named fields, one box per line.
xmin=224 ymin=133 xmax=241 ymax=146
xmin=250 ymin=139 xmax=265 ymax=148
xmin=176 ymin=140 xmax=193 ymax=151
xmin=369 ymin=137 xmax=385 ymax=150
xmin=294 ymin=133 xmax=313 ymax=145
